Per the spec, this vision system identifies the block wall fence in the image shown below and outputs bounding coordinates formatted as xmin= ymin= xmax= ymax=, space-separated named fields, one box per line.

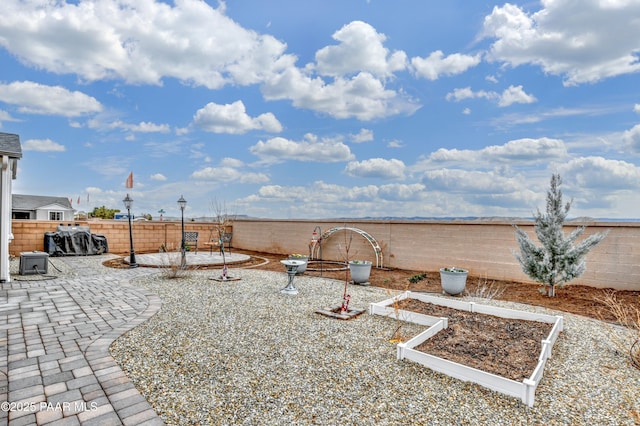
xmin=8 ymin=218 xmax=639 ymax=291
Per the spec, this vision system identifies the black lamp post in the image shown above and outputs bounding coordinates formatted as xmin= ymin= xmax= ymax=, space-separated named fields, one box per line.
xmin=178 ymin=195 xmax=187 ymax=267
xmin=123 ymin=193 xmax=138 ymax=268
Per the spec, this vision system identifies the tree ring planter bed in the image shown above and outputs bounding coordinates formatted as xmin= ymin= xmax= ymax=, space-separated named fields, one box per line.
xmin=315 ymin=305 xmax=366 ymax=320
xmin=369 ymin=291 xmax=564 ymax=407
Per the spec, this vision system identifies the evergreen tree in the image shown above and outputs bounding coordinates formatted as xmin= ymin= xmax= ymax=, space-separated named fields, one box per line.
xmin=513 ymin=174 xmax=608 ymax=297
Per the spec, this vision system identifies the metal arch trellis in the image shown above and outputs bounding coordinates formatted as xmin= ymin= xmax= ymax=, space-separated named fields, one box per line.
xmin=309 ymin=226 xmax=383 ymax=268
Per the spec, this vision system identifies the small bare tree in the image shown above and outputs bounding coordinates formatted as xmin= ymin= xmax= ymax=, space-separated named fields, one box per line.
xmin=210 ymin=199 xmax=236 ymax=280
xmin=336 ymin=227 xmax=357 ymax=314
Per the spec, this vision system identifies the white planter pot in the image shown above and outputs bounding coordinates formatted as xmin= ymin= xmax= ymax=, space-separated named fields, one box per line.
xmin=439 ymin=268 xmax=468 ymax=295
xmin=349 ymin=261 xmax=372 ymax=284
xmin=288 ymin=256 xmax=308 ymax=274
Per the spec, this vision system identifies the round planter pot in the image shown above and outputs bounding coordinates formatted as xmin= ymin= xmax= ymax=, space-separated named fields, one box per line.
xmin=349 ymin=260 xmax=372 ymax=285
xmin=439 ymin=268 xmax=468 ymax=295
xmin=288 ymin=256 xmax=308 ymax=274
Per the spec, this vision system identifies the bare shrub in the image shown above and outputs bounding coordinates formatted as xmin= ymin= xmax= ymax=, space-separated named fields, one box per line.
xmin=597 ymin=290 xmax=638 ymax=426
xmin=158 ymin=252 xmax=191 ymax=279
xmin=385 ymin=289 xmax=409 ymax=343
xmin=465 ymin=277 xmax=506 ymax=300
xmin=597 ymin=290 xmax=640 ymax=370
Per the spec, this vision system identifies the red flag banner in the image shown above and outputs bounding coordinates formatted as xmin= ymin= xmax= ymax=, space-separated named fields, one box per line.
xmin=77 ymin=196 xmax=81 ymax=205
xmin=126 ymin=172 xmax=133 ymax=189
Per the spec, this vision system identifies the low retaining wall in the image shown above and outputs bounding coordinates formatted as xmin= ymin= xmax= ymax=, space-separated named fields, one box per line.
xmin=8 ymin=218 xmax=639 ymax=291
xmin=231 ymin=218 xmax=638 ymax=291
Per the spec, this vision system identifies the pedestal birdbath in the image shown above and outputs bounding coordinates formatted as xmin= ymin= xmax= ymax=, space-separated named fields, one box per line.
xmin=280 ymin=259 xmax=304 ymax=295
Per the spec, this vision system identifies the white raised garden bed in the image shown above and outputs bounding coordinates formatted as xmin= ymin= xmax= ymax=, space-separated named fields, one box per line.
xmin=369 ymin=291 xmax=563 ymax=407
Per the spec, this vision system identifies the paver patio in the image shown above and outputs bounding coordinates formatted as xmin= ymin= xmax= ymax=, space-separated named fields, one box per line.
xmin=0 ymin=255 xmax=168 ymax=425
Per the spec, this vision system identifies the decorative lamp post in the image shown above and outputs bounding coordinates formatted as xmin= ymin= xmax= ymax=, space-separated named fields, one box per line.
xmin=123 ymin=193 xmax=138 ymax=268
xmin=177 ymin=195 xmax=187 ymax=267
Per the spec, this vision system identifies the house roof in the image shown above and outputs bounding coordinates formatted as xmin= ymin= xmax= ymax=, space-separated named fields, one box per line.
xmin=12 ymin=194 xmax=73 ymax=210
xmin=0 ymin=132 xmax=22 ymax=158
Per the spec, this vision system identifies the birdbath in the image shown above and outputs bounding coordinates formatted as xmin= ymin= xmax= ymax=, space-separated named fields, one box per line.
xmin=280 ymin=259 xmax=303 ymax=295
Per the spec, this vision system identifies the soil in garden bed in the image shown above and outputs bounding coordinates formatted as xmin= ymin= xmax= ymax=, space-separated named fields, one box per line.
xmin=394 ymin=299 xmax=554 ymax=381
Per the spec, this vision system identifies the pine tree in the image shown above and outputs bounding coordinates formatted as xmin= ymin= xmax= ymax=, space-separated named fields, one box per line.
xmin=513 ymin=174 xmax=608 ymax=297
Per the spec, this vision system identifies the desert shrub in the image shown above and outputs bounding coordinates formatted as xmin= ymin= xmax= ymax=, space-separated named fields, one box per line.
xmin=598 ymin=290 xmax=640 ymax=370
xmin=408 ymin=273 xmax=426 ymax=284
xmin=597 ymin=290 xmax=640 ymax=422
xmin=465 ymin=277 xmax=505 ymax=300
xmin=159 ymin=252 xmax=191 ymax=279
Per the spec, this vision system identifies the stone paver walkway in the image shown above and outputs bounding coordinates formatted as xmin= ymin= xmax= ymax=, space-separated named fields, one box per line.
xmin=1 ymin=256 xmax=165 ymax=425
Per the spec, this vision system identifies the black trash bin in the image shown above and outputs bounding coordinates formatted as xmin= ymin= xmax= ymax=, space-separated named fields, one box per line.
xmin=44 ymin=232 xmax=56 ymax=255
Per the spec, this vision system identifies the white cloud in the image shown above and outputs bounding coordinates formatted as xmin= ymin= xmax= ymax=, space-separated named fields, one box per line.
xmin=481 ymin=2 xmax=640 ymax=85
xmin=350 ymin=128 xmax=374 ymax=143
xmin=22 ymin=138 xmax=66 ymax=152
xmin=236 ymin=181 xmax=404 ymax=219
xmin=481 ymin=138 xmax=566 ymax=162
xmin=0 ymin=2 xmax=420 ymax=121
xmin=497 ymin=85 xmax=536 ymax=107
xmin=491 ymin=106 xmax=613 ymax=129
xmin=192 ymin=100 xmax=282 ymax=134
xmin=190 ymin=166 xmax=269 ymax=184
xmin=109 ymin=120 xmax=171 ymax=133
xmin=220 ymin=157 xmax=245 ymax=168
xmin=634 ymin=104 xmax=640 ymax=114
xmin=314 ymin=21 xmax=407 ymax=79
xmin=0 ymin=81 xmax=102 ymax=117
xmin=558 ymin=156 xmax=640 ymax=190
xmin=150 ymin=173 xmax=167 ymax=181
xmin=422 ymin=169 xmax=525 ymax=195
xmin=446 ymin=85 xmax=536 ymax=107
xmin=0 ymin=109 xmax=19 ymax=122
xmin=249 ymin=133 xmax=354 ymax=163
xmin=0 ymin=0 xmax=292 ymax=89
xmin=623 ymin=124 xmax=640 ymax=152
xmin=259 ymin=20 xmax=421 ymax=120
xmin=446 ymin=87 xmax=497 ymax=102
xmin=377 ymin=183 xmax=426 ymax=201
xmin=344 ymin=158 xmax=406 ymax=179
xmin=262 ymin=67 xmax=420 ymax=120
xmin=411 ymin=50 xmax=481 ymax=80
xmin=387 ymin=140 xmax=404 ymax=148
xmin=429 ymin=138 xmax=567 ymax=164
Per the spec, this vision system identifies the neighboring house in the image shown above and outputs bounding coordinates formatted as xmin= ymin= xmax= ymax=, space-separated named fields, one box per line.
xmin=12 ymin=194 xmax=75 ymax=221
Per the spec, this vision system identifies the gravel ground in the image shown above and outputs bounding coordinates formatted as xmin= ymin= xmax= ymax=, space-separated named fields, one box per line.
xmin=107 ymin=266 xmax=640 ymax=426
xmin=11 ymin=255 xmax=637 ymax=425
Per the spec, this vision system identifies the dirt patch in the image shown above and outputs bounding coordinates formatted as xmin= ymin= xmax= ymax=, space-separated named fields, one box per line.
xmin=393 ymin=299 xmax=553 ymax=381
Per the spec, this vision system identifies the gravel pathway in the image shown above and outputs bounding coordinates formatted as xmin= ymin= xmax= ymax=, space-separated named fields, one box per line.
xmin=109 ymin=266 xmax=640 ymax=426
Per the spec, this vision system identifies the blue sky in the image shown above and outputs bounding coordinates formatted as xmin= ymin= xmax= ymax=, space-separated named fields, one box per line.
xmin=1 ymin=0 xmax=640 ymax=219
